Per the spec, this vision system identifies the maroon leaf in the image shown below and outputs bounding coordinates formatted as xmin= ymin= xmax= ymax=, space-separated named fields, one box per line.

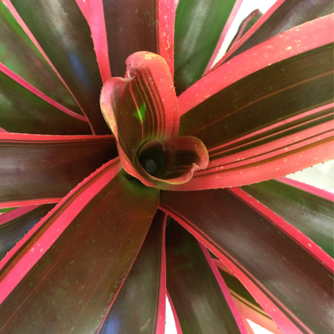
xmin=227 ymin=10 xmax=263 ymax=51
xmin=103 ymin=0 xmax=158 ymax=77
xmin=100 ymin=210 xmax=166 ymax=334
xmin=0 ymin=158 xmax=160 ymax=333
xmin=100 ymin=52 xmax=208 ymax=187
xmin=0 ymin=133 xmax=117 ymax=207
xmin=160 ymin=188 xmax=334 ymax=333
xmin=172 ymin=16 xmax=334 ymax=189
xmin=166 ymin=219 xmax=246 ymax=334
xmin=214 ymin=0 xmax=334 ymax=68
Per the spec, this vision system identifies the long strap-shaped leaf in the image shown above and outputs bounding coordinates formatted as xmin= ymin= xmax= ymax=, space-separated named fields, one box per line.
xmin=0 ymin=158 xmax=160 ymax=333
xmin=214 ymin=0 xmax=334 ymax=68
xmin=0 ymin=2 xmax=83 ymax=117
xmin=102 ymin=0 xmax=157 ymax=77
xmin=0 ymin=205 xmax=55 ymax=261
xmin=9 ymin=0 xmax=110 ymax=134
xmin=166 ymin=219 xmax=246 ymax=334
xmin=174 ymin=0 xmax=237 ymax=93
xmin=242 ymin=179 xmax=334 ymax=257
xmin=0 ymin=133 xmax=117 ymax=208
xmin=0 ymin=65 xmax=91 ymax=135
xmin=160 ymin=188 xmax=334 ymax=334
xmin=173 ymin=16 xmax=334 ymax=190
xmin=100 ymin=210 xmax=166 ymax=334
xmin=214 ymin=259 xmax=283 ymax=334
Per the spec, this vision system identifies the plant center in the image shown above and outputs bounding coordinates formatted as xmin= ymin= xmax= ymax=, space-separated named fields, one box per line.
xmin=138 ymin=146 xmax=167 ymax=177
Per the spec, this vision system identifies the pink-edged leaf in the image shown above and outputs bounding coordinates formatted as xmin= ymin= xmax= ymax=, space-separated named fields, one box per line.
xmin=242 ymin=178 xmax=334 ymax=257
xmin=0 ymin=2 xmax=84 ymax=118
xmin=213 ymin=0 xmax=334 ymax=68
xmin=100 ymin=210 xmax=166 ymax=334
xmin=102 ymin=0 xmax=158 ymax=77
xmin=199 ymin=243 xmax=247 ymax=333
xmin=160 ymin=188 xmax=334 ymax=334
xmin=167 ymin=291 xmax=183 ymax=334
xmin=101 ymin=52 xmax=208 ymax=187
xmin=227 ymin=9 xmax=263 ymax=51
xmin=214 ymin=259 xmax=262 ymax=311
xmin=215 ymin=259 xmax=283 ymax=333
xmin=0 ymin=158 xmax=160 ymax=333
xmin=85 ymin=0 xmax=111 ymax=83
xmin=179 ymin=15 xmax=333 ymax=116
xmin=0 ymin=133 xmax=117 ymax=207
xmin=0 ymin=62 xmax=87 ymax=122
xmin=166 ymin=219 xmax=246 ymax=334
xmin=173 ymin=16 xmax=334 ymax=190
xmin=74 ymin=0 xmax=89 ymax=22
xmin=0 ymin=204 xmax=54 ymax=261
xmin=10 ymin=0 xmax=110 ymax=134
xmin=174 ymin=0 xmax=238 ymax=93
xmin=158 ymin=0 xmax=175 ymax=77
xmin=232 ymin=296 xmax=283 ymax=334
xmin=0 ymin=64 xmax=91 ymax=134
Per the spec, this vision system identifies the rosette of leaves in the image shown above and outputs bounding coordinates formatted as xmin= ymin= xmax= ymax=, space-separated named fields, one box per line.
xmin=0 ymin=0 xmax=333 ymax=333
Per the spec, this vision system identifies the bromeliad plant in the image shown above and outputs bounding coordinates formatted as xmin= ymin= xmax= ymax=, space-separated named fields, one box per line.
xmin=0 ymin=0 xmax=333 ymax=333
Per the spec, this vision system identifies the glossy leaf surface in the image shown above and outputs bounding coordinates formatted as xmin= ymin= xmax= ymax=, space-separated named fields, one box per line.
xmin=242 ymin=179 xmax=334 ymax=257
xmin=0 ymin=134 xmax=117 ymax=207
xmin=100 ymin=210 xmax=166 ymax=334
xmin=179 ymin=45 xmax=333 ymax=149
xmin=0 ymin=69 xmax=90 ymax=135
xmin=166 ymin=219 xmax=243 ymax=334
xmin=0 ymin=205 xmax=54 ymax=260
xmin=174 ymin=17 xmax=334 ymax=189
xmin=218 ymin=0 xmax=334 ymax=66
xmin=11 ymin=0 xmax=110 ymax=134
xmin=0 ymin=159 xmax=160 ymax=334
xmin=160 ymin=188 xmax=334 ymax=334
xmin=0 ymin=2 xmax=83 ymax=115
xmin=174 ymin=0 xmax=236 ymax=93
xmin=103 ymin=0 xmax=157 ymax=77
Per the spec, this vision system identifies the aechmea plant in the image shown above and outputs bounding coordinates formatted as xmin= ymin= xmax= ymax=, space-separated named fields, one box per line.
xmin=0 ymin=0 xmax=333 ymax=333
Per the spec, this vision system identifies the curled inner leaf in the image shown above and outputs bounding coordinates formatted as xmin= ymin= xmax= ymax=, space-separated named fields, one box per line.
xmin=100 ymin=52 xmax=208 ymax=188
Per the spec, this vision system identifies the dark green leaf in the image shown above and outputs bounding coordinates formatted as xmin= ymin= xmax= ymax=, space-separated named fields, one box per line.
xmin=11 ymin=0 xmax=110 ymax=134
xmin=242 ymin=179 xmax=334 ymax=257
xmin=0 ymin=69 xmax=91 ymax=134
xmin=174 ymin=0 xmax=236 ymax=93
xmin=0 ymin=205 xmax=55 ymax=261
xmin=0 ymin=2 xmax=83 ymax=116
